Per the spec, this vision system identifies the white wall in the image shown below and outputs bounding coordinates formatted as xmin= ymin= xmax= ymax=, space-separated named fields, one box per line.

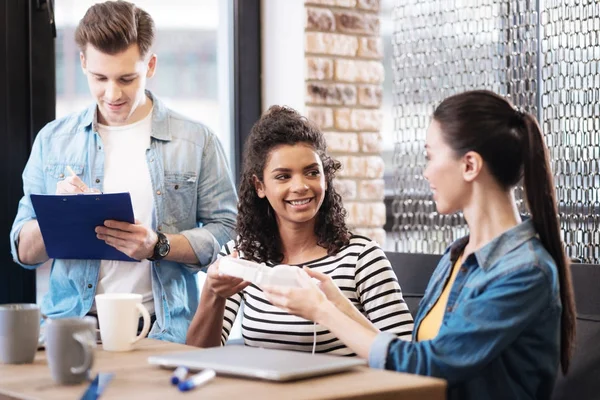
xmin=261 ymin=0 xmax=306 ymax=114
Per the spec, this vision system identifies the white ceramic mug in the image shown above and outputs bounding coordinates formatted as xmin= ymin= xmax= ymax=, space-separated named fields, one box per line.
xmin=95 ymin=293 xmax=150 ymax=352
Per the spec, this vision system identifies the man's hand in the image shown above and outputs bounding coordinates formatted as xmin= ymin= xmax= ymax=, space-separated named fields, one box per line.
xmin=95 ymin=219 xmax=158 ymax=260
xmin=56 ymin=175 xmax=100 ymax=194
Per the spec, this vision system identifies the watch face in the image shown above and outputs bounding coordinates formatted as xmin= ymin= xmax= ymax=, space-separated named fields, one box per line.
xmin=157 ymin=241 xmax=170 ymax=257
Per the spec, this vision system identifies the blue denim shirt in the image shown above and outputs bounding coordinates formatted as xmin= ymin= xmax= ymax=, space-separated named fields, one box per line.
xmin=369 ymin=220 xmax=561 ymax=400
xmin=10 ymin=91 xmax=238 ymax=343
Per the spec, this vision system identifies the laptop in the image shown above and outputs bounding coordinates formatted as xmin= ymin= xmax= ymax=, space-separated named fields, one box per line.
xmin=147 ymin=345 xmax=366 ymax=382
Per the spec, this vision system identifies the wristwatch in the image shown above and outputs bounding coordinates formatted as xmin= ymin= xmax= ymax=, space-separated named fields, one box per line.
xmin=148 ymin=232 xmax=170 ymax=261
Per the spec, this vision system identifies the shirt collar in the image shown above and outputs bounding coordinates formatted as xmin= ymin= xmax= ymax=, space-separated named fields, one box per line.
xmin=80 ymin=90 xmax=171 ymax=141
xmin=448 ymin=219 xmax=537 ymax=271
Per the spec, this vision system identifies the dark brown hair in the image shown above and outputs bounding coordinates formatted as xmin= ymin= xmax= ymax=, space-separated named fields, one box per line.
xmin=75 ymin=1 xmax=155 ymax=57
xmin=433 ymin=90 xmax=576 ymax=374
xmin=237 ymin=106 xmax=350 ymax=263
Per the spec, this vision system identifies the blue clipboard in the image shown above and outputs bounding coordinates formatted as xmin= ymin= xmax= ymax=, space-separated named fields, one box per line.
xmin=30 ymin=193 xmax=136 ymax=262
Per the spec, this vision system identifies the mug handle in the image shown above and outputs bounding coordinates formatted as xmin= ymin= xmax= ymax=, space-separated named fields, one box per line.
xmin=71 ymin=331 xmax=95 ymax=374
xmin=131 ymin=303 xmax=151 ymax=344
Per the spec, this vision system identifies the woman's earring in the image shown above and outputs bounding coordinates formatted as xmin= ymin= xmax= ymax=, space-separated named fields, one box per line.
xmin=267 ymin=205 xmax=272 ymax=219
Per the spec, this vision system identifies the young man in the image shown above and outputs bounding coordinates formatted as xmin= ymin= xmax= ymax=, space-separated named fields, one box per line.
xmin=9 ymin=1 xmax=237 ymax=343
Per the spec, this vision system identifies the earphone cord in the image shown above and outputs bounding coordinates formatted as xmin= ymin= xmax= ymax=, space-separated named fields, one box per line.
xmin=312 ymin=321 xmax=317 ymax=355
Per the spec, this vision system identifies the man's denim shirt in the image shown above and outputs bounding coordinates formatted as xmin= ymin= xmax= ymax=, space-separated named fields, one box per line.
xmin=369 ymin=220 xmax=562 ymax=400
xmin=10 ymin=92 xmax=238 ymax=343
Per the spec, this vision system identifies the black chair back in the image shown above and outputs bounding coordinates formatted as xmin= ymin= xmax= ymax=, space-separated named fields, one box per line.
xmin=385 ymin=252 xmax=441 ymax=318
xmin=552 ymin=262 xmax=600 ymax=400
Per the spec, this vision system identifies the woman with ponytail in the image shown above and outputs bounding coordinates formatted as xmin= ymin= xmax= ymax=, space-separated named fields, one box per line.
xmin=263 ymin=90 xmax=575 ymax=400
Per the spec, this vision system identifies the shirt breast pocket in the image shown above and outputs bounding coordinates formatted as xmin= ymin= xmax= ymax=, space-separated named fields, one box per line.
xmin=163 ymin=171 xmax=197 ymax=225
xmin=44 ymin=163 xmax=84 ymax=192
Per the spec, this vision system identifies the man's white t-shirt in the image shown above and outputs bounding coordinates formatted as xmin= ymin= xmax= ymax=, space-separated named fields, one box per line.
xmin=90 ymin=110 xmax=155 ymax=315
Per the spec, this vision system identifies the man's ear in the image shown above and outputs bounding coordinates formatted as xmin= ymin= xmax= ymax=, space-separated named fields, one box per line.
xmin=253 ymin=175 xmax=265 ymax=198
xmin=80 ymin=51 xmax=87 ymax=73
xmin=462 ymin=151 xmax=483 ymax=183
xmin=146 ymin=54 xmax=157 ymax=78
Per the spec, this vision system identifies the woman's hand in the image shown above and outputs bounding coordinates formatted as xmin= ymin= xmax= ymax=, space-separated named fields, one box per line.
xmin=206 ymin=252 xmax=251 ymax=299
xmin=262 ymin=268 xmax=329 ymax=321
xmin=302 ymin=267 xmax=349 ymax=311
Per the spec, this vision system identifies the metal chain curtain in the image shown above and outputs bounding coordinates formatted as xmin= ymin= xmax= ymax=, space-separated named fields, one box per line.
xmin=541 ymin=0 xmax=600 ymax=263
xmin=392 ymin=0 xmax=600 ymax=263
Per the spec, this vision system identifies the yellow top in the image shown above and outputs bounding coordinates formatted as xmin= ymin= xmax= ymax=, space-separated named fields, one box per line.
xmin=417 ymin=255 xmax=463 ymax=341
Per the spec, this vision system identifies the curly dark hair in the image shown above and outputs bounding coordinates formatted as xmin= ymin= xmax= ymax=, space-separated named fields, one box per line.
xmin=236 ymin=105 xmax=350 ymax=263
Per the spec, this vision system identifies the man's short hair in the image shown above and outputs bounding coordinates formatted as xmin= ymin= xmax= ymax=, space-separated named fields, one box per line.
xmin=75 ymin=1 xmax=155 ymax=57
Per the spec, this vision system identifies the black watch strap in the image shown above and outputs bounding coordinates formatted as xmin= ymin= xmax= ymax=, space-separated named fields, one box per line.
xmin=148 ymin=232 xmax=170 ymax=261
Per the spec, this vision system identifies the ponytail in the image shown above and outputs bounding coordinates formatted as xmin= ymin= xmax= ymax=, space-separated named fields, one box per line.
xmin=433 ymin=90 xmax=577 ymax=374
xmin=521 ymin=113 xmax=576 ymax=374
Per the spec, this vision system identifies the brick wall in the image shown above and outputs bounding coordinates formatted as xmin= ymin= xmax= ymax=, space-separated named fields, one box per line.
xmin=304 ymin=0 xmax=386 ymax=245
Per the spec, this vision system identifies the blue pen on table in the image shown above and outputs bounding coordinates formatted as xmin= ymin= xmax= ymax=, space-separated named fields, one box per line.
xmin=177 ymin=369 xmax=216 ymax=392
xmin=170 ymin=366 xmax=188 ymax=385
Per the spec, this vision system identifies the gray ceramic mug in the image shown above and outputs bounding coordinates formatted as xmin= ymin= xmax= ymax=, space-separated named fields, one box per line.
xmin=0 ymin=303 xmax=41 ymax=364
xmin=45 ymin=317 xmax=97 ymax=384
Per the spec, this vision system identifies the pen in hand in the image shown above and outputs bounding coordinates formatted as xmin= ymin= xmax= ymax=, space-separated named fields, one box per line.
xmin=65 ymin=165 xmax=88 ymax=192
xmin=177 ymin=369 xmax=216 ymax=392
xmin=64 ymin=165 xmax=101 ymax=194
xmin=65 ymin=165 xmax=77 ymax=178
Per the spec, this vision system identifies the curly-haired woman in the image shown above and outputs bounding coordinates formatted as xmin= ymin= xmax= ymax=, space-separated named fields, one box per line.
xmin=186 ymin=106 xmax=413 ymax=355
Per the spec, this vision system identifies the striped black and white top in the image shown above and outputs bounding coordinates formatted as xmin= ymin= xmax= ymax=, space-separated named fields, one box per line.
xmin=218 ymin=235 xmax=414 ymax=356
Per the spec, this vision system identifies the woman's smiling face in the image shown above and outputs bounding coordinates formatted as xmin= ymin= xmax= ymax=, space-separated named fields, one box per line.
xmin=255 ymin=143 xmax=326 ymax=227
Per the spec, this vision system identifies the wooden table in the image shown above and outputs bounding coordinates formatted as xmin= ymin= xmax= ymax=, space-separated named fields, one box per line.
xmin=0 ymin=339 xmax=446 ymax=400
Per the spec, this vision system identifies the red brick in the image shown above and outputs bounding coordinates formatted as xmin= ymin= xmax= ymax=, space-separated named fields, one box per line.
xmin=336 ymin=155 xmax=384 ymax=178
xmin=358 ymin=85 xmax=383 ymax=107
xmin=358 ymin=179 xmax=384 ymax=200
xmin=306 ymin=83 xmax=357 ymax=105
xmin=358 ymin=37 xmax=383 ymax=59
xmin=306 ymin=106 xmax=334 ymax=129
xmin=324 ymin=132 xmax=359 ymax=152
xmin=305 ymin=0 xmax=336 ymax=5
xmin=359 ymin=132 xmax=382 ymax=153
xmin=357 ymin=0 xmax=380 ymax=12
xmin=346 ymin=202 xmax=386 ymax=227
xmin=306 ymin=7 xmax=335 ymax=31
xmin=305 ymin=32 xmax=358 ymax=56
xmin=333 ymin=178 xmax=357 ymax=200
xmin=335 ymin=59 xmax=384 ymax=83
xmin=334 ymin=10 xmax=379 ymax=35
xmin=306 ymin=57 xmax=334 ymax=80
xmin=335 ymin=108 xmax=382 ymax=131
